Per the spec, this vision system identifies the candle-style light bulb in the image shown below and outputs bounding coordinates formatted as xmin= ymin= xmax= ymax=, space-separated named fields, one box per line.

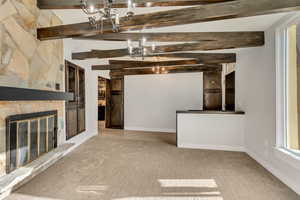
xmin=128 ymin=46 xmax=133 ymax=54
xmin=115 ymin=14 xmax=120 ymax=25
xmin=127 ymin=39 xmax=132 ymax=46
xmin=89 ymin=4 xmax=95 ymax=13
xmin=128 ymin=39 xmax=133 ymax=55
xmin=142 ymin=37 xmax=147 ymax=45
xmin=128 ymin=0 xmax=132 ymax=11
xmin=152 ymin=43 xmax=156 ymax=51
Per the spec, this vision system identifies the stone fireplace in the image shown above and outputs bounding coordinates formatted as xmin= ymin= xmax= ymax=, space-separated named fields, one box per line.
xmin=0 ymin=0 xmax=67 ymax=177
xmin=6 ymin=110 xmax=58 ymax=173
xmin=0 ymin=101 xmax=65 ymax=176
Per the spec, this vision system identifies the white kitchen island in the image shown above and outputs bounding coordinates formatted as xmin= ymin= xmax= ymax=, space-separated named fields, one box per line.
xmin=176 ymin=110 xmax=245 ymax=152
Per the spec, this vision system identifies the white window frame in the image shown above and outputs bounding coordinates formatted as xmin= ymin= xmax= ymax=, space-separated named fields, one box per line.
xmin=275 ymin=13 xmax=300 ymax=170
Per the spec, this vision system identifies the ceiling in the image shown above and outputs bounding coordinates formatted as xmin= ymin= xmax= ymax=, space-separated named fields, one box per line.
xmin=53 ymin=8 xmax=294 ymax=66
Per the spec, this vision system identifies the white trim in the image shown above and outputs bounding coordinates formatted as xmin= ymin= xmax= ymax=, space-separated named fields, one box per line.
xmin=274 ymin=148 xmax=300 ymax=171
xmin=125 ymin=127 xmax=176 ymax=133
xmin=65 ymin=131 xmax=97 ymax=153
xmin=275 ymin=20 xmax=287 ymax=148
xmin=177 ymin=143 xmax=245 ymax=152
xmin=275 ymin=12 xmax=300 ymax=149
xmin=246 ymin=148 xmax=300 ymax=195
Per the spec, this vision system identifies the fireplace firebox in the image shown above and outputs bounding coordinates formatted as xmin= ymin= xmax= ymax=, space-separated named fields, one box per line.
xmin=6 ymin=111 xmax=58 ymax=173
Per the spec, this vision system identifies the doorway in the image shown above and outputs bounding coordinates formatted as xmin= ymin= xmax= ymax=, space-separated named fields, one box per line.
xmin=98 ymin=77 xmax=108 ymax=131
xmin=98 ymin=76 xmax=124 ymax=131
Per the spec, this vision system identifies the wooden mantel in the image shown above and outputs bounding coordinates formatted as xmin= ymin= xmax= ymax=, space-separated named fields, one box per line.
xmin=0 ymin=86 xmax=74 ymax=101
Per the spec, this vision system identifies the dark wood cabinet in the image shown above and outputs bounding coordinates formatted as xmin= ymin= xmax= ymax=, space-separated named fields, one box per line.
xmin=203 ymin=72 xmax=222 ymax=110
xmin=65 ymin=60 xmax=86 ymax=140
xmin=106 ymin=77 xmax=124 ymax=129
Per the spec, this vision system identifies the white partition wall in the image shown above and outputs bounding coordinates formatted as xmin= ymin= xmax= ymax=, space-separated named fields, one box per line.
xmin=177 ymin=113 xmax=245 ymax=152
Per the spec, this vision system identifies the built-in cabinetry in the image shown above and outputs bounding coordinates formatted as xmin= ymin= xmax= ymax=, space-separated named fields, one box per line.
xmin=106 ymin=77 xmax=124 ymax=129
xmin=203 ymin=72 xmax=222 ymax=110
xmin=65 ymin=60 xmax=86 ymax=140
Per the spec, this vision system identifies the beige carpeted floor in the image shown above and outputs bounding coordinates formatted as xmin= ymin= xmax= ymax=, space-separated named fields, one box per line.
xmin=4 ymin=128 xmax=300 ymax=200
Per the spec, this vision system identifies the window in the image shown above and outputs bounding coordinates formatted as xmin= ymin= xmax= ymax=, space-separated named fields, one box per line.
xmin=282 ymin=22 xmax=300 ymax=154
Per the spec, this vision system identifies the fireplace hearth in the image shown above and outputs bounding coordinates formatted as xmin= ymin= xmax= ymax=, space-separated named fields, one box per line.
xmin=6 ymin=111 xmax=58 ymax=173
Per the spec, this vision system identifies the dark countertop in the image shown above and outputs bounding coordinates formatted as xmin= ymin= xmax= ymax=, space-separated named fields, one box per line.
xmin=176 ymin=110 xmax=245 ymax=115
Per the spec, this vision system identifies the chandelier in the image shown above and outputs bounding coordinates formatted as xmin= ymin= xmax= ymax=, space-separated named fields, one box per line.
xmin=152 ymin=66 xmax=168 ymax=74
xmin=127 ymin=38 xmax=147 ymax=59
xmin=80 ymin=0 xmax=135 ymax=33
xmin=127 ymin=37 xmax=156 ymax=59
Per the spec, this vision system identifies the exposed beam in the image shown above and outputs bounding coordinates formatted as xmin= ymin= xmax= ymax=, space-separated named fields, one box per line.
xmin=110 ymin=64 xmax=222 ymax=77
xmin=37 ymin=0 xmax=234 ymax=9
xmin=73 ymin=49 xmax=129 ymax=60
xmin=92 ymin=59 xmax=199 ymax=70
xmin=91 ymin=53 xmax=236 ymax=69
xmin=76 ymin=32 xmax=261 ymax=42
xmin=110 ymin=59 xmax=199 ymax=67
xmin=37 ymin=0 xmax=300 ymax=40
xmin=72 ymin=34 xmax=264 ymax=60
xmin=145 ymin=53 xmax=236 ymax=63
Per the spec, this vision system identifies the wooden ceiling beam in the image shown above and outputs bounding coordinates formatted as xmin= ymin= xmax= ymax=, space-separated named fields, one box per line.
xmin=73 ymin=49 xmax=129 ymax=60
xmin=110 ymin=64 xmax=222 ymax=77
xmin=72 ymin=34 xmax=264 ymax=60
xmin=145 ymin=53 xmax=236 ymax=63
xmin=76 ymin=32 xmax=261 ymax=42
xmin=91 ymin=53 xmax=236 ymax=69
xmin=92 ymin=59 xmax=200 ymax=70
xmin=109 ymin=59 xmax=199 ymax=67
xmin=37 ymin=0 xmax=234 ymax=9
xmin=37 ymin=0 xmax=300 ymax=40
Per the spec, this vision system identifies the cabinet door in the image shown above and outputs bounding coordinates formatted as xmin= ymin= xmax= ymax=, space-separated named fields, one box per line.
xmin=203 ymin=72 xmax=222 ymax=110
xmin=65 ymin=61 xmax=86 ymax=140
xmin=77 ymin=68 xmax=86 ymax=133
xmin=108 ymin=78 xmax=124 ymax=129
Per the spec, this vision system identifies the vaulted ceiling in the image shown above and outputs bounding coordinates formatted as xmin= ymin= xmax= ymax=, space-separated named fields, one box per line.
xmin=36 ymin=0 xmax=300 ymax=76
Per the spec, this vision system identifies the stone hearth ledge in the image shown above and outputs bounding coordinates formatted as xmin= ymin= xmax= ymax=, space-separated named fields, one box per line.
xmin=0 ymin=143 xmax=75 ymax=199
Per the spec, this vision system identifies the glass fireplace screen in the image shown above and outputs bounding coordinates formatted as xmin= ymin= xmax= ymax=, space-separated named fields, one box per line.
xmin=6 ymin=111 xmax=58 ymax=173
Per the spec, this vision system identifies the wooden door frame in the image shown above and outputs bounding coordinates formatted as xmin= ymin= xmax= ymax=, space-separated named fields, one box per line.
xmin=108 ymin=77 xmax=124 ymax=129
xmin=97 ymin=76 xmax=111 ymax=128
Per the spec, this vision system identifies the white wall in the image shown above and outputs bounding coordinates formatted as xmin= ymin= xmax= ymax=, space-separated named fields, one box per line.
xmin=177 ymin=113 xmax=245 ymax=151
xmin=63 ymin=39 xmax=110 ymax=145
xmin=124 ymin=73 xmax=203 ymax=133
xmin=236 ymin=13 xmax=300 ymax=195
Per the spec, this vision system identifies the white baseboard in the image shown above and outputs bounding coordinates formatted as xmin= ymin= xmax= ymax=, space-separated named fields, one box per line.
xmin=125 ymin=127 xmax=176 ymax=133
xmin=246 ymin=148 xmax=300 ymax=195
xmin=178 ymin=143 xmax=245 ymax=152
xmin=65 ymin=131 xmax=97 ymax=154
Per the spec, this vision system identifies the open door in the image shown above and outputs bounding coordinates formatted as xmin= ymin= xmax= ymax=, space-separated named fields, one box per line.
xmin=105 ymin=77 xmax=124 ymax=129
